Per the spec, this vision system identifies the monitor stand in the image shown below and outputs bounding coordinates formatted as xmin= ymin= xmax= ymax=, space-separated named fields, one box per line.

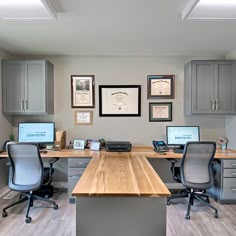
xmin=39 ymin=144 xmax=46 ymax=150
xmin=173 ymin=145 xmax=185 ymax=153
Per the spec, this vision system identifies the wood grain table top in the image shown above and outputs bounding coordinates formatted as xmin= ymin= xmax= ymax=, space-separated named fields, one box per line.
xmin=72 ymin=152 xmax=171 ymax=197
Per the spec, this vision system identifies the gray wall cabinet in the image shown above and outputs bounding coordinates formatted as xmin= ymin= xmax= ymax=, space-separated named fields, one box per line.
xmin=2 ymin=60 xmax=54 ymax=115
xmin=184 ymin=60 xmax=236 ymax=115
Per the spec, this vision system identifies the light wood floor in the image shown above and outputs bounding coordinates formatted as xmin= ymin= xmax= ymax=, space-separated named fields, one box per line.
xmin=0 ymin=189 xmax=236 ymax=236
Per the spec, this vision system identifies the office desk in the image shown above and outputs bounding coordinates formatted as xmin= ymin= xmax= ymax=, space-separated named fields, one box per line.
xmin=1 ymin=147 xmax=236 ymax=159
xmin=1 ymin=147 xmax=236 ymax=236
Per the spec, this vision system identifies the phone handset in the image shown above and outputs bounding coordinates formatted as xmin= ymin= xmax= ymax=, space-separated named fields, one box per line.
xmin=152 ymin=140 xmax=169 ymax=153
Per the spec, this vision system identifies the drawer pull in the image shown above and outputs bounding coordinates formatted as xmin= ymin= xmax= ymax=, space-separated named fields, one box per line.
xmin=231 ymin=173 xmax=236 ymax=175
xmin=232 ymin=189 xmax=236 ymax=192
xmin=231 ymin=164 xmax=236 ymax=166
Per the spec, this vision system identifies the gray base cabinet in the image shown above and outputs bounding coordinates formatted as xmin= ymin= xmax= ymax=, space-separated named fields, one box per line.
xmin=2 ymin=60 xmax=54 ymax=115
xmin=184 ymin=60 xmax=236 ymax=115
xmin=209 ymin=159 xmax=236 ymax=203
xmin=68 ymin=158 xmax=90 ymax=203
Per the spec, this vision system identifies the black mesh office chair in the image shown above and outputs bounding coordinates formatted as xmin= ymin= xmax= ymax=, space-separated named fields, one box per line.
xmin=167 ymin=141 xmax=218 ymax=220
xmin=2 ymin=142 xmax=58 ymax=223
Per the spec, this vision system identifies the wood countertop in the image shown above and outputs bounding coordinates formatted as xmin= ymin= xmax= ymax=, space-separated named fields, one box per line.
xmin=1 ymin=146 xmax=236 ymax=159
xmin=72 ymin=152 xmax=171 ymax=197
xmin=1 ymin=146 xmax=236 ymax=197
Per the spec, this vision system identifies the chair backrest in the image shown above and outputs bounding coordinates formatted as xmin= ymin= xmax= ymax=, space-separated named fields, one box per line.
xmin=180 ymin=141 xmax=216 ymax=190
xmin=7 ymin=142 xmax=44 ymax=192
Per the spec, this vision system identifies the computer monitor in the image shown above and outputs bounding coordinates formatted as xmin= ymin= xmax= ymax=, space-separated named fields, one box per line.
xmin=18 ymin=122 xmax=55 ymax=148
xmin=166 ymin=126 xmax=200 ymax=150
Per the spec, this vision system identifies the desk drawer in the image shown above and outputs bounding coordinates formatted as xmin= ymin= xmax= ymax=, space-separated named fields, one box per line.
xmin=221 ymin=178 xmax=236 ymax=199
xmin=68 ymin=158 xmax=90 ymax=168
xmin=223 ymin=160 xmax=236 ymax=169
xmin=68 ymin=168 xmax=86 ymax=177
xmin=223 ymin=169 xmax=236 ymax=178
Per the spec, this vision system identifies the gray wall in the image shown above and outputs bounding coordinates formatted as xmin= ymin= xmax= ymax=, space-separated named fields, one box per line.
xmin=8 ymin=55 xmax=228 ymax=183
xmin=0 ymin=49 xmax=12 ymax=189
xmin=50 ymin=56 xmax=226 ymax=145
xmin=0 ymin=49 xmax=13 ymax=148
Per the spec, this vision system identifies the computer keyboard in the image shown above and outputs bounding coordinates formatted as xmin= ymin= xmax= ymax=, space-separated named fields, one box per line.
xmin=173 ymin=148 xmax=184 ymax=154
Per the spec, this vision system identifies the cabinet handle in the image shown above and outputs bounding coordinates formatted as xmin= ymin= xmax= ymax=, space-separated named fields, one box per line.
xmin=232 ymin=189 xmax=236 ymax=192
xmin=231 ymin=173 xmax=236 ymax=175
xmin=211 ymin=100 xmax=215 ymax=111
xmin=25 ymin=99 xmax=28 ymax=110
xmin=215 ymin=100 xmax=219 ymax=111
xmin=231 ymin=164 xmax=236 ymax=166
xmin=21 ymin=99 xmax=24 ymax=110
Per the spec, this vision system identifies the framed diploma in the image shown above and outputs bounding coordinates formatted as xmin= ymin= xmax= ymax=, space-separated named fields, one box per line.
xmin=149 ymin=102 xmax=172 ymax=122
xmin=99 ymin=85 xmax=141 ymax=116
xmin=147 ymin=75 xmax=174 ymax=99
xmin=71 ymin=75 xmax=95 ymax=108
xmin=74 ymin=110 xmax=93 ymax=125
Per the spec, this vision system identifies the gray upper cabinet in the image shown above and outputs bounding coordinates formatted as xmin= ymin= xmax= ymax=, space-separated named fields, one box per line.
xmin=184 ymin=60 xmax=236 ymax=115
xmin=2 ymin=60 xmax=54 ymax=115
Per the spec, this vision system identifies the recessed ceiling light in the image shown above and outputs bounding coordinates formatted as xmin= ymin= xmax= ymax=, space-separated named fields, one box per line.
xmin=182 ymin=0 xmax=236 ymax=20
xmin=0 ymin=0 xmax=57 ymax=20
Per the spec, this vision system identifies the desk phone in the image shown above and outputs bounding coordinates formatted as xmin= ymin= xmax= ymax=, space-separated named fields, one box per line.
xmin=152 ymin=140 xmax=169 ymax=153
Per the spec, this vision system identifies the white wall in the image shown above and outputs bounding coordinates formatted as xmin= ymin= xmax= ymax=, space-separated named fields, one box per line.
xmin=0 ymin=49 xmax=13 ymax=148
xmin=224 ymin=51 xmax=236 ymax=148
xmin=42 ymin=55 xmax=225 ymax=146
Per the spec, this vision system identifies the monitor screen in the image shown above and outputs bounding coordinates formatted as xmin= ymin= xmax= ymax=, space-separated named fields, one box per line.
xmin=166 ymin=126 xmax=200 ymax=146
xmin=18 ymin=122 xmax=55 ymax=144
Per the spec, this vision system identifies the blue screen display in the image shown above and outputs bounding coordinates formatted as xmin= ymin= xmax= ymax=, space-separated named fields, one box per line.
xmin=166 ymin=126 xmax=200 ymax=145
xmin=18 ymin=122 xmax=55 ymax=144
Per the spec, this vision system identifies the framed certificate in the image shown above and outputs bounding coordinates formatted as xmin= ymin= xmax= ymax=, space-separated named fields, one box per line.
xmin=147 ymin=75 xmax=174 ymax=99
xmin=74 ymin=110 xmax=93 ymax=125
xmin=149 ymin=102 xmax=172 ymax=122
xmin=99 ymin=85 xmax=141 ymax=116
xmin=71 ymin=75 xmax=95 ymax=108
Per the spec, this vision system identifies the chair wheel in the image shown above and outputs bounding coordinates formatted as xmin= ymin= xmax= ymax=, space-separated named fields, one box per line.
xmin=25 ymin=217 xmax=31 ymax=223
xmin=185 ymin=214 xmax=190 ymax=220
xmin=214 ymin=212 xmax=219 ymax=218
xmin=53 ymin=204 xmax=58 ymax=210
xmin=2 ymin=211 xmax=7 ymax=217
xmin=167 ymin=201 xmax=170 ymax=206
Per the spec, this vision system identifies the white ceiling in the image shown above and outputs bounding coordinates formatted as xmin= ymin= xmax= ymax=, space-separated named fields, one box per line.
xmin=0 ymin=0 xmax=236 ymax=57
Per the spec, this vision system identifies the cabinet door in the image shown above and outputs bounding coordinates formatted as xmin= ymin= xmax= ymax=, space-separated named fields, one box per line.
xmin=2 ymin=61 xmax=25 ymax=113
xmin=215 ymin=62 xmax=236 ymax=114
xmin=192 ymin=61 xmax=215 ymax=114
xmin=25 ymin=61 xmax=46 ymax=113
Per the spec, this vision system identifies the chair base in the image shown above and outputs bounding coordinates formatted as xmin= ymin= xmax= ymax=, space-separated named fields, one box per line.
xmin=2 ymin=192 xmax=58 ymax=223
xmin=167 ymin=189 xmax=218 ymax=220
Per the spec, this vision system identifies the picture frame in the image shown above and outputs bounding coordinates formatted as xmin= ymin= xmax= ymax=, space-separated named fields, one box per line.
xmin=71 ymin=75 xmax=95 ymax=108
xmin=85 ymin=139 xmax=97 ymax=148
xmin=90 ymin=141 xmax=101 ymax=151
xmin=147 ymin=75 xmax=175 ymax=99
xmin=99 ymin=85 xmax=141 ymax=117
xmin=149 ymin=102 xmax=172 ymax=122
xmin=74 ymin=110 xmax=93 ymax=125
xmin=73 ymin=139 xmax=85 ymax=150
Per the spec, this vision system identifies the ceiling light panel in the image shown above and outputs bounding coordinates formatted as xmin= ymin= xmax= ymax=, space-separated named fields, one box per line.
xmin=0 ymin=0 xmax=57 ymax=20
xmin=182 ymin=0 xmax=236 ymax=20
